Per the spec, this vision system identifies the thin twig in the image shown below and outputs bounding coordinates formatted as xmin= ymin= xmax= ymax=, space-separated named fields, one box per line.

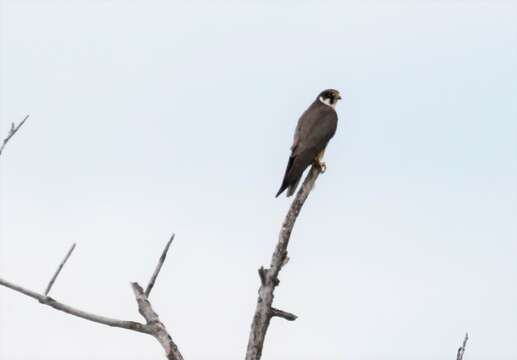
xmin=145 ymin=234 xmax=174 ymax=297
xmin=0 ymin=114 xmax=29 ymax=157
xmin=245 ymin=165 xmax=321 ymax=360
xmin=456 ymin=332 xmax=469 ymax=360
xmin=44 ymin=243 xmax=76 ymax=296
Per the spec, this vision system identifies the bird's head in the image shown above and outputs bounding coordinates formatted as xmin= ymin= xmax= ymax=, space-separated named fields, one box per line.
xmin=318 ymin=89 xmax=342 ymax=109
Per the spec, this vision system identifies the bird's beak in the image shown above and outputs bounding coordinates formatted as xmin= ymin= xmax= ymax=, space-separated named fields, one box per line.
xmin=337 ymin=93 xmax=342 ymax=100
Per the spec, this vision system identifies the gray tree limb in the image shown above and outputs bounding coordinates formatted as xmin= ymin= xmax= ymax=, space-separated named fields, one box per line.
xmin=0 ymin=276 xmax=149 ymax=333
xmin=0 ymin=236 xmax=183 ymax=360
xmin=456 ymin=332 xmax=469 ymax=360
xmin=0 ymin=114 xmax=29 ymax=157
xmin=245 ymin=165 xmax=321 ymax=360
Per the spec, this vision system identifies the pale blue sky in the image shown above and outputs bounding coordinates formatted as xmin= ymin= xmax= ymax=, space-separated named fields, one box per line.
xmin=1 ymin=1 xmax=516 ymax=360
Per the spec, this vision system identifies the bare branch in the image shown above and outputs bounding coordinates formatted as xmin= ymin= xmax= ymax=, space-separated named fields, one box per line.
xmin=271 ymin=307 xmax=297 ymax=321
xmin=145 ymin=234 xmax=174 ymax=297
xmin=0 ymin=276 xmax=148 ymax=333
xmin=456 ymin=332 xmax=469 ymax=360
xmin=132 ymin=283 xmax=183 ymax=360
xmin=245 ymin=165 xmax=321 ymax=360
xmin=131 ymin=235 xmax=183 ymax=360
xmin=44 ymin=243 xmax=76 ymax=296
xmin=0 ymin=236 xmax=184 ymax=360
xmin=0 ymin=114 xmax=29 ymax=157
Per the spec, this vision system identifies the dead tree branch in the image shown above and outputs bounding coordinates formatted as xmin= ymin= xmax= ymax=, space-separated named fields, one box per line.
xmin=0 ymin=236 xmax=183 ymax=360
xmin=0 ymin=114 xmax=29 ymax=157
xmin=456 ymin=332 xmax=469 ymax=360
xmin=0 ymin=276 xmax=149 ymax=333
xmin=245 ymin=165 xmax=321 ymax=360
xmin=44 ymin=243 xmax=76 ymax=296
xmin=133 ymin=234 xmax=183 ymax=360
xmin=132 ymin=283 xmax=182 ymax=360
xmin=145 ymin=234 xmax=174 ymax=297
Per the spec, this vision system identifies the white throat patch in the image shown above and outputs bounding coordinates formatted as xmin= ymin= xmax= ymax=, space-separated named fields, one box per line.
xmin=319 ymin=96 xmax=336 ymax=109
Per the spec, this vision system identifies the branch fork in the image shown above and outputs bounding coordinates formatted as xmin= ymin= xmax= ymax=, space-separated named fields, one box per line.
xmin=0 ymin=234 xmax=182 ymax=360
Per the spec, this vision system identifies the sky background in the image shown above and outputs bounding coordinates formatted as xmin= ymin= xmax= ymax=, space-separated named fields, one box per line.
xmin=1 ymin=1 xmax=516 ymax=359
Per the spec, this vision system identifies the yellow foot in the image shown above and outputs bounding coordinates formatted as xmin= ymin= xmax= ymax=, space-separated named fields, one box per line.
xmin=317 ymin=161 xmax=327 ymax=173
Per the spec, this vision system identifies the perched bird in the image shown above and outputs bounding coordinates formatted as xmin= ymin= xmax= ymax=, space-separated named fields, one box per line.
xmin=276 ymin=89 xmax=341 ymax=197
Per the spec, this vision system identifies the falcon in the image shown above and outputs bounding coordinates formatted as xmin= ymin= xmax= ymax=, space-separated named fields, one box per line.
xmin=275 ymin=89 xmax=341 ymax=197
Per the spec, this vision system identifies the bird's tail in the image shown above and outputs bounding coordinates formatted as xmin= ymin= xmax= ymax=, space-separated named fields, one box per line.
xmin=275 ymin=186 xmax=286 ymax=198
xmin=275 ymin=156 xmax=295 ymax=197
xmin=276 ymin=156 xmax=304 ymax=198
xmin=275 ymin=179 xmax=290 ymax=197
xmin=285 ymin=177 xmax=302 ymax=197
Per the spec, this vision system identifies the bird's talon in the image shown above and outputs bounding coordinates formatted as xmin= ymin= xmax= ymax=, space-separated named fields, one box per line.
xmin=318 ymin=162 xmax=327 ymax=173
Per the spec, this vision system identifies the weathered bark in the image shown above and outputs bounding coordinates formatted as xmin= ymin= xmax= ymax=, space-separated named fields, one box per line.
xmin=132 ymin=282 xmax=183 ymax=360
xmin=245 ymin=165 xmax=321 ymax=360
